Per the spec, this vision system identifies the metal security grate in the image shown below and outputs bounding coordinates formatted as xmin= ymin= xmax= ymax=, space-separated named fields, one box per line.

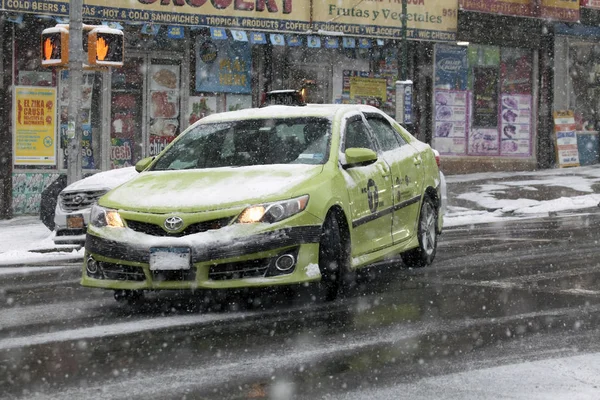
xmin=60 ymin=190 xmax=107 ymax=212
xmin=125 ymin=217 xmax=232 ymax=237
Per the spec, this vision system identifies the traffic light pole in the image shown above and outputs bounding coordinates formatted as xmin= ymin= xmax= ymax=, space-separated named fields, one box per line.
xmin=66 ymin=0 xmax=84 ymax=184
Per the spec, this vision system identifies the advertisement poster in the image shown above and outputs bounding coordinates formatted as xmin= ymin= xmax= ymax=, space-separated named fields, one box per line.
xmin=473 ymin=67 xmax=499 ymax=128
xmin=188 ymin=95 xmax=216 ymax=125
xmin=342 ymin=70 xmax=396 ymax=117
xmin=500 ymin=94 xmax=532 ymax=156
xmin=149 ymin=64 xmax=180 ymax=157
xmin=226 ymin=94 xmax=252 ymax=112
xmin=554 ymin=110 xmax=580 ymax=167
xmin=433 ymin=90 xmax=468 ymax=155
xmin=14 ymin=86 xmax=57 ymax=166
xmin=12 ymin=172 xmax=61 ymax=215
xmin=469 ymin=128 xmax=499 ymax=155
xmin=110 ymin=137 xmax=134 ymax=169
xmin=196 ymin=37 xmax=251 ymax=94
xmin=349 ymin=77 xmax=387 ymax=103
xmin=434 ymin=44 xmax=468 ymax=91
xmin=500 ymin=48 xmax=532 ymax=94
xmin=59 ymin=71 xmax=95 ymax=169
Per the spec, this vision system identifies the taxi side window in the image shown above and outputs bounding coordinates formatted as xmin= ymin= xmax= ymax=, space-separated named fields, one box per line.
xmin=366 ymin=116 xmax=407 ymax=151
xmin=344 ymin=119 xmax=376 ymax=152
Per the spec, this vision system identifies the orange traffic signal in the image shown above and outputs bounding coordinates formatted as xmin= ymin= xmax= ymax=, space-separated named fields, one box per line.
xmin=88 ymin=27 xmax=124 ymax=67
xmin=41 ymin=27 xmax=69 ymax=67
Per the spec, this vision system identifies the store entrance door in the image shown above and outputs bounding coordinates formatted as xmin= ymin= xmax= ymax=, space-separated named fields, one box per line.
xmin=290 ymin=64 xmax=332 ymax=104
xmin=109 ymin=52 xmax=184 ymax=169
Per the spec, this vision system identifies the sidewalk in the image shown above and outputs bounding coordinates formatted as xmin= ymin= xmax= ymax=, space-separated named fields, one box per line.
xmin=444 ymin=164 xmax=600 ymax=226
xmin=1 ymin=165 xmax=600 ymax=266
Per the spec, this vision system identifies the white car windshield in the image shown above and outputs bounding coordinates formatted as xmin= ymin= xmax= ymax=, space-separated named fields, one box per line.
xmin=151 ymin=117 xmax=331 ymax=170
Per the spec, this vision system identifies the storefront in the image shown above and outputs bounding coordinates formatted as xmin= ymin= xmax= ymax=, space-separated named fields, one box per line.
xmin=435 ymin=0 xmax=579 ymax=174
xmin=2 ymin=0 xmax=459 ymax=216
xmin=553 ymin=2 xmax=600 ymax=166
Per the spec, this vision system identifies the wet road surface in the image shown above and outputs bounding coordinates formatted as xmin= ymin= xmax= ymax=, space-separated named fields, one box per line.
xmin=1 ymin=211 xmax=600 ymax=399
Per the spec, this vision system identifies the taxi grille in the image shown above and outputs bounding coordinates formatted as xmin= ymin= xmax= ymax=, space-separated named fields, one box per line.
xmin=96 ymin=262 xmax=146 ymax=281
xmin=60 ymin=190 xmax=107 ymax=212
xmin=125 ymin=217 xmax=231 ymax=237
xmin=151 ymin=269 xmax=196 ymax=282
xmin=209 ymin=259 xmax=271 ymax=280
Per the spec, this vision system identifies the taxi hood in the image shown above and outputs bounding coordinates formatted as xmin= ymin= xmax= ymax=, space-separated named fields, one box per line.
xmin=99 ymin=164 xmax=323 ymax=213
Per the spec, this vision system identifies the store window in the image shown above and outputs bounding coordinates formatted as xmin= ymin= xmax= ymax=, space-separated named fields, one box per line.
xmin=433 ymin=43 xmax=534 ymax=158
xmin=566 ymin=40 xmax=600 ymax=130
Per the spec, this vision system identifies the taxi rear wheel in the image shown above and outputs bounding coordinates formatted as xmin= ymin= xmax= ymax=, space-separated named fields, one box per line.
xmin=401 ymin=197 xmax=438 ymax=268
xmin=318 ymin=213 xmax=352 ymax=301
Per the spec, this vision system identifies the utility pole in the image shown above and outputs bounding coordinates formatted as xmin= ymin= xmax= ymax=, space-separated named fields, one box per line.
xmin=67 ymin=0 xmax=84 ymax=184
xmin=401 ymin=0 xmax=408 ymax=81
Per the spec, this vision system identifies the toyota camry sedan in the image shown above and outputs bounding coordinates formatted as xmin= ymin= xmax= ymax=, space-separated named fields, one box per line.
xmin=82 ymin=104 xmax=444 ymax=303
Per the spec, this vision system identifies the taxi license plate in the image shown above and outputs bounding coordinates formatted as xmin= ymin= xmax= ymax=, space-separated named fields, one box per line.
xmin=149 ymin=247 xmax=191 ymax=271
xmin=67 ymin=214 xmax=85 ymax=229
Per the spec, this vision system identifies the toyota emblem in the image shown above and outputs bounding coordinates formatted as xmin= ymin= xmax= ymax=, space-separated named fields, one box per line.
xmin=164 ymin=216 xmax=184 ymax=231
xmin=73 ymin=194 xmax=85 ymax=205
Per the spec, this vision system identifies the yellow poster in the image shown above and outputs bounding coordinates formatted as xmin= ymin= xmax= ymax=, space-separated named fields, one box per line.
xmin=312 ymin=0 xmax=458 ymax=41
xmin=350 ymin=77 xmax=387 ymax=102
xmin=14 ymin=87 xmax=57 ymax=166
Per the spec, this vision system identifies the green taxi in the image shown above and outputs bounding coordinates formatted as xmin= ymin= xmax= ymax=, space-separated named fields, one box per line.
xmin=82 ymin=104 xmax=444 ymax=302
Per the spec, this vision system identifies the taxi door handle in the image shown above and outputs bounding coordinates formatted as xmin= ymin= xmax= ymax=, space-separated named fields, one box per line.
xmin=413 ymin=156 xmax=422 ymax=166
xmin=377 ymin=163 xmax=391 ymax=177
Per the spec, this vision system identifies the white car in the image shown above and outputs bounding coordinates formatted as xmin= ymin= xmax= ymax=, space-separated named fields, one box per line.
xmin=53 ymin=167 xmax=138 ymax=245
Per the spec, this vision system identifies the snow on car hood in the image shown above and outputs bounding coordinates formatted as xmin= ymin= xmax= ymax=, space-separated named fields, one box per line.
xmin=62 ymin=167 xmax=138 ymax=193
xmin=100 ymin=164 xmax=324 ymax=213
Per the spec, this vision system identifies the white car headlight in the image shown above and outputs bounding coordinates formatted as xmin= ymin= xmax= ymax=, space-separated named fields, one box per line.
xmin=236 ymin=195 xmax=309 ymax=224
xmin=90 ymin=205 xmax=125 ymax=228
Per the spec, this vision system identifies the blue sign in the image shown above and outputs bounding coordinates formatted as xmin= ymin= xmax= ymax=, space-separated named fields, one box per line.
xmin=343 ymin=37 xmax=356 ymax=48
xmin=404 ymin=84 xmax=413 ymax=125
xmin=270 ymin=34 xmax=285 ymax=46
xmin=195 ymin=37 xmax=252 ymax=94
xmin=324 ymin=38 xmax=339 ymax=49
xmin=287 ymin=36 xmax=302 ymax=47
xmin=231 ymin=30 xmax=248 ymax=42
xmin=358 ymin=39 xmax=371 ymax=49
xmin=167 ymin=26 xmax=185 ymax=39
xmin=307 ymin=36 xmax=321 ymax=48
xmin=210 ymin=27 xmax=228 ymax=40
xmin=249 ymin=32 xmax=267 ymax=44
xmin=434 ymin=44 xmax=468 ymax=91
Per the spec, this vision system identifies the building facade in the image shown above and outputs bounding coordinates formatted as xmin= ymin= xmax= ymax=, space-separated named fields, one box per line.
xmin=0 ymin=0 xmax=595 ymax=217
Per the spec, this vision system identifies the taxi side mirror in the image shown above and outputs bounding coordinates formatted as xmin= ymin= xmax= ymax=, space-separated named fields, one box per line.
xmin=135 ymin=157 xmax=154 ymax=172
xmin=342 ymin=148 xmax=378 ymax=169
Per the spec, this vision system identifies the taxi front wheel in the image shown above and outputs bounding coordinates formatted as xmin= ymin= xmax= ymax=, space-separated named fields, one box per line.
xmin=401 ymin=197 xmax=438 ymax=268
xmin=318 ymin=212 xmax=353 ymax=301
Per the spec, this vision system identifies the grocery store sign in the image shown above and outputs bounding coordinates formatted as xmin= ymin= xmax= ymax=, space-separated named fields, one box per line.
xmin=3 ymin=0 xmax=458 ymax=41
xmin=459 ymin=0 xmax=579 ymax=22
xmin=312 ymin=0 xmax=457 ymax=41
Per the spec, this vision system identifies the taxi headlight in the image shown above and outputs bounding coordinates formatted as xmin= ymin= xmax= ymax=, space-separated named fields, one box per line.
xmin=90 ymin=205 xmax=125 ymax=228
xmin=237 ymin=195 xmax=309 ymax=224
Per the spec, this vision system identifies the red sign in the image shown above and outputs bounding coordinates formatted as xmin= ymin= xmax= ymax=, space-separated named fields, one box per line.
xmin=459 ymin=0 xmax=534 ymax=17
xmin=582 ymin=0 xmax=600 ymax=9
xmin=459 ymin=0 xmax=579 ymax=21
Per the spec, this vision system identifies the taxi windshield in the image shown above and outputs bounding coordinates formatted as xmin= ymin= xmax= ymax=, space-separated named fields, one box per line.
xmin=151 ymin=117 xmax=331 ymax=170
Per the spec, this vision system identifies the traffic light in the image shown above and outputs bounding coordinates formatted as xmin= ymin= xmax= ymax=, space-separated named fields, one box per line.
xmin=87 ymin=27 xmax=124 ymax=67
xmin=41 ymin=27 xmax=69 ymax=67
